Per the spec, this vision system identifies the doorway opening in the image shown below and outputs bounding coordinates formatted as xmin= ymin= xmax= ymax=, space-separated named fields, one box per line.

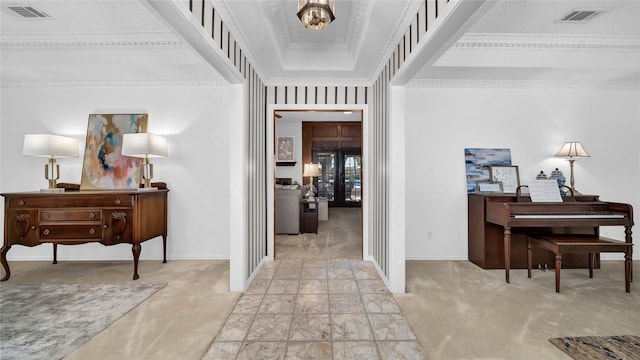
xmin=269 ymin=107 xmax=367 ymax=262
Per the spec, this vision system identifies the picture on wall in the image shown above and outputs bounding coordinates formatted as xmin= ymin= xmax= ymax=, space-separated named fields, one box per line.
xmin=276 ymin=136 xmax=295 ymax=162
xmin=80 ymin=114 xmax=148 ymax=190
xmin=464 ymin=148 xmax=512 ymax=193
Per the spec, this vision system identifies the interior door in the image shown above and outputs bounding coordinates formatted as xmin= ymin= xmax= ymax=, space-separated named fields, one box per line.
xmin=313 ymin=150 xmax=361 ymax=207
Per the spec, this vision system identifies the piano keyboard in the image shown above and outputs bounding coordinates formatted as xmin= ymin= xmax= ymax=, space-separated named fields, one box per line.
xmin=514 ymin=212 xmax=625 ymax=219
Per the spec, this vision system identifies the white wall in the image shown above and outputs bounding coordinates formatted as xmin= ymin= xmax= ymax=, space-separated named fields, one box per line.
xmin=404 ymin=86 xmax=640 ymax=260
xmin=275 ymin=120 xmax=303 ymax=184
xmin=0 ymin=85 xmax=235 ymax=261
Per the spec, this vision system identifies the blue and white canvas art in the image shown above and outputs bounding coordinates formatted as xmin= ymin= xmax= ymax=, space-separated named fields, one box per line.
xmin=464 ymin=148 xmax=512 ymax=193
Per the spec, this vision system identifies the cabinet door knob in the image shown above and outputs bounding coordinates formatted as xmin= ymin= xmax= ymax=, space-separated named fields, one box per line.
xmin=43 ymin=229 xmax=50 ymax=236
xmin=103 ymin=224 xmax=108 ymax=229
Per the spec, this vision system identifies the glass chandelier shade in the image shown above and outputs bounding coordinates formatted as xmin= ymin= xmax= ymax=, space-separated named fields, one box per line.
xmin=297 ymin=0 xmax=335 ymax=30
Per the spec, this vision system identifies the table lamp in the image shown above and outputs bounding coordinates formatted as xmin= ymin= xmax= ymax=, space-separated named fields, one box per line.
xmin=23 ymin=134 xmax=79 ymax=190
xmin=554 ymin=141 xmax=590 ymax=193
xmin=303 ymin=163 xmax=320 ymax=201
xmin=121 ymin=133 xmax=168 ymax=189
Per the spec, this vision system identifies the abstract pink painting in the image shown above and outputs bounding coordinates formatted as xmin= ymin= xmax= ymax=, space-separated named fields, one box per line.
xmin=80 ymin=114 xmax=148 ymax=190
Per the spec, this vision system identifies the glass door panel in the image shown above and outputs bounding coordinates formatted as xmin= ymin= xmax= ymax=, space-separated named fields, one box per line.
xmin=315 ymin=152 xmax=335 ymax=202
xmin=343 ymin=153 xmax=361 ymax=204
xmin=313 ymin=150 xmax=361 ymax=207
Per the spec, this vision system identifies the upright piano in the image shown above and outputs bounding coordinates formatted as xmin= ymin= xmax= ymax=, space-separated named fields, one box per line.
xmin=468 ymin=193 xmax=633 ymax=283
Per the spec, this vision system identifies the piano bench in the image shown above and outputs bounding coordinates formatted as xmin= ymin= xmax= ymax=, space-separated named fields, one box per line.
xmin=526 ymin=235 xmax=632 ymax=293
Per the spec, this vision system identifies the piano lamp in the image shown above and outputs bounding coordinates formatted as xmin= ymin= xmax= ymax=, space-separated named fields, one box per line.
xmin=554 ymin=141 xmax=590 ymax=193
xmin=23 ymin=134 xmax=79 ymax=190
xmin=303 ymin=163 xmax=320 ymax=201
xmin=121 ymin=133 xmax=168 ymax=189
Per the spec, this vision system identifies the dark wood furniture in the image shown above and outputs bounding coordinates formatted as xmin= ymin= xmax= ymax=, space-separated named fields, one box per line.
xmin=527 ymin=234 xmax=632 ymax=292
xmin=468 ymin=193 xmax=633 ymax=283
xmin=1 ymin=189 xmax=168 ymax=281
xmin=300 ymin=200 xmax=318 ymax=234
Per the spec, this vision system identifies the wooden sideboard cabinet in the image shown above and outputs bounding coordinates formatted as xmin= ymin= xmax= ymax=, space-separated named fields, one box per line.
xmin=1 ymin=189 xmax=168 ymax=281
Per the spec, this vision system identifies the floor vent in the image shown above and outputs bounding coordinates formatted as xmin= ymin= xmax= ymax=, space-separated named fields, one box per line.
xmin=559 ymin=9 xmax=603 ymax=22
xmin=5 ymin=5 xmax=50 ymax=18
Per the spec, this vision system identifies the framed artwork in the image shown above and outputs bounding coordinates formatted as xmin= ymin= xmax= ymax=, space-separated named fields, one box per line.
xmin=80 ymin=114 xmax=148 ymax=190
xmin=276 ymin=136 xmax=295 ymax=162
xmin=490 ymin=165 xmax=520 ymax=193
xmin=464 ymin=148 xmax=512 ymax=193
xmin=477 ymin=181 xmax=503 ymax=193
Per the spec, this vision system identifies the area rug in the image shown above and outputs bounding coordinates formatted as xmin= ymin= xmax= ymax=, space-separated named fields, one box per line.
xmin=549 ymin=335 xmax=640 ymax=360
xmin=0 ymin=283 xmax=165 ymax=360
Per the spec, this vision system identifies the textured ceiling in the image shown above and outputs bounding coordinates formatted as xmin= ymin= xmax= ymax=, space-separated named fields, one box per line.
xmin=1 ymin=0 xmax=638 ymax=88
xmin=410 ymin=0 xmax=640 ymax=87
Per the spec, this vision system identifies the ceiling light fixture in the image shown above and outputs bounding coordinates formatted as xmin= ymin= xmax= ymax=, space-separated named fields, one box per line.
xmin=297 ymin=0 xmax=335 ymax=30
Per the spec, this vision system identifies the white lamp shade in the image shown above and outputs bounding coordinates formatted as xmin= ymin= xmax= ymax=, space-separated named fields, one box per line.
xmin=23 ymin=134 xmax=79 ymax=158
xmin=121 ymin=133 xmax=168 ymax=158
xmin=303 ymin=163 xmax=320 ymax=177
xmin=555 ymin=141 xmax=590 ymax=158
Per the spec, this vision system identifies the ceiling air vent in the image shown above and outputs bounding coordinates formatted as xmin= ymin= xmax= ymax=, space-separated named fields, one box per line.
xmin=5 ymin=5 xmax=50 ymax=18
xmin=559 ymin=9 xmax=602 ymax=22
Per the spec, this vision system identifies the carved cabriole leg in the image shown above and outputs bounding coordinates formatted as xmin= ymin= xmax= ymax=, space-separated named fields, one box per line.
xmin=132 ymin=243 xmax=141 ymax=280
xmin=53 ymin=243 xmax=58 ymax=264
xmin=504 ymin=227 xmax=511 ymax=284
xmin=555 ymin=253 xmax=562 ymax=293
xmin=625 ymin=226 xmax=633 ymax=282
xmin=1 ymin=243 xmax=11 ymax=281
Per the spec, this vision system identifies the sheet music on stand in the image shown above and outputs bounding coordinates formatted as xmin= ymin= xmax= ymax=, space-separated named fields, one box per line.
xmin=528 ymin=179 xmax=563 ymax=202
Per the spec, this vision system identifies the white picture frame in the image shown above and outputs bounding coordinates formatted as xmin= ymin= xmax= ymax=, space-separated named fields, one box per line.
xmin=477 ymin=181 xmax=503 ymax=193
xmin=490 ymin=165 xmax=520 ymax=193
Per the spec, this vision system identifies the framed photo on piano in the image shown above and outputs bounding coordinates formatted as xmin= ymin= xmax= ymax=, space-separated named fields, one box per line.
xmin=476 ymin=181 xmax=503 ymax=193
xmin=490 ymin=165 xmax=520 ymax=193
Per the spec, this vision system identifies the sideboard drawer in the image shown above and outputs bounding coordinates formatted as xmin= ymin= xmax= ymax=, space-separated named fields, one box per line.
xmin=39 ymin=225 xmax=103 ymax=241
xmin=8 ymin=195 xmax=133 ymax=209
xmin=40 ymin=210 xmax=102 ymax=222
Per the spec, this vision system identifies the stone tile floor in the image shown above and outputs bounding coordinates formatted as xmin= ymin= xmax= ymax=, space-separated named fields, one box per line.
xmin=202 ymin=258 xmax=426 ymax=359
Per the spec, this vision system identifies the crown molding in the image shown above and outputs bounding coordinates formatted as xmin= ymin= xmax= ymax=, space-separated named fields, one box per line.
xmin=1 ymin=32 xmax=183 ymax=48
xmin=1 ymin=78 xmax=229 ymax=88
xmin=407 ymin=78 xmax=640 ymax=90
xmin=456 ymin=33 xmax=640 ymax=50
